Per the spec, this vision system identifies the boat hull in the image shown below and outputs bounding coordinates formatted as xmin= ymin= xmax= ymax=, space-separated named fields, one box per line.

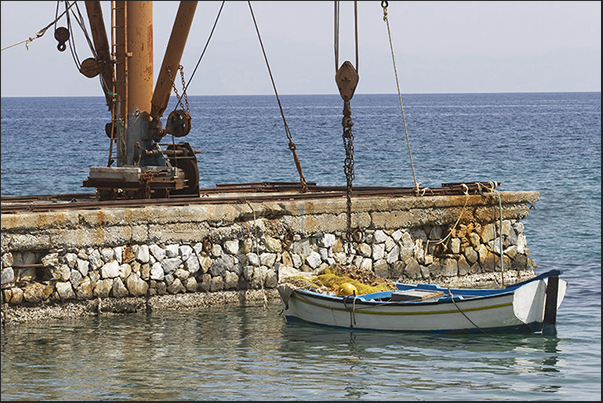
xmin=278 ymin=271 xmax=566 ymax=333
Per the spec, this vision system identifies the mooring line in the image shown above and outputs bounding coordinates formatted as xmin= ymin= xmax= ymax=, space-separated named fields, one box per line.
xmin=448 ymin=288 xmax=487 ymax=334
xmin=246 ymin=200 xmax=269 ymax=310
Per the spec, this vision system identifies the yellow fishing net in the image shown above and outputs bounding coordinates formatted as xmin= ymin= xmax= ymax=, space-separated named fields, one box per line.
xmin=283 ymin=264 xmax=397 ymax=296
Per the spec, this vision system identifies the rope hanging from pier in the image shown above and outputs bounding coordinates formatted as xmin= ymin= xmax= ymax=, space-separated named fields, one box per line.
xmin=429 ymin=183 xmax=470 ymax=255
xmin=334 ymin=1 xmax=360 ymax=254
xmin=381 ymin=1 xmax=421 ymax=194
xmin=487 ymin=181 xmax=505 ymax=287
xmin=248 ymin=1 xmax=308 ymax=193
xmin=245 ymin=200 xmax=270 ymax=310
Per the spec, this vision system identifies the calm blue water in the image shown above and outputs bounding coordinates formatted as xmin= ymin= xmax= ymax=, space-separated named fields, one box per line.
xmin=1 ymin=92 xmax=601 ymax=400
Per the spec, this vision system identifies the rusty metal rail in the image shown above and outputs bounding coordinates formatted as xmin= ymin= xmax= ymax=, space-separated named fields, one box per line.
xmin=0 ymin=193 xmax=98 ymax=203
xmin=1 ymin=181 xmax=499 ymax=214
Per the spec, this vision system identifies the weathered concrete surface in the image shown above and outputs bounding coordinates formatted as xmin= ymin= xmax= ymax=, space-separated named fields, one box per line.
xmin=1 ymin=191 xmax=538 ymax=250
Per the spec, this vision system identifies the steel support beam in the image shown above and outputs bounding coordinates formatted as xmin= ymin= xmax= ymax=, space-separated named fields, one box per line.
xmin=151 ymin=1 xmax=198 ymax=120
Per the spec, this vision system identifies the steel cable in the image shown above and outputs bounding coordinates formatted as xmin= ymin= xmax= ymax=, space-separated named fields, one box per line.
xmin=247 ymin=1 xmax=308 ymax=193
xmin=381 ymin=1 xmax=421 ymax=193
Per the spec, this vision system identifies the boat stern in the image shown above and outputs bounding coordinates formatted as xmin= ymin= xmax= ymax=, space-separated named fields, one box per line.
xmin=513 ymin=273 xmax=567 ymax=330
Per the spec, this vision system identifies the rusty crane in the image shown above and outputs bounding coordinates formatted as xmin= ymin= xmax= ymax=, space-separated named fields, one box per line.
xmin=78 ymin=1 xmax=200 ymax=200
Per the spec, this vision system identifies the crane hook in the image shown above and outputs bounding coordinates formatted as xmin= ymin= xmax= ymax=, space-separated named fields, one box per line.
xmin=54 ymin=27 xmax=69 ymax=52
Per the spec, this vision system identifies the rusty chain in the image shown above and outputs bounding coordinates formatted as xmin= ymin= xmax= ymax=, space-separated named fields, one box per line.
xmin=342 ymin=100 xmax=355 ymax=252
xmin=335 ymin=61 xmax=359 ymax=255
xmin=168 ymin=65 xmax=190 ymax=114
xmin=138 ymin=171 xmax=154 ymax=199
xmin=334 ymin=2 xmax=360 ymax=255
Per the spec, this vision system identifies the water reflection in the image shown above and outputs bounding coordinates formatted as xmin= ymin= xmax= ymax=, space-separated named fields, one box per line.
xmin=279 ymin=319 xmax=566 ymax=398
xmin=0 ymin=303 xmax=581 ymax=400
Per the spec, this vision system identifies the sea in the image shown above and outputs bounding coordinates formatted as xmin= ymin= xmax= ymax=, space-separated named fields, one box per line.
xmin=1 ymin=92 xmax=601 ymax=400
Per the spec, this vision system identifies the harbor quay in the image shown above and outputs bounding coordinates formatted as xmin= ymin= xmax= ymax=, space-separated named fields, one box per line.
xmin=1 ymin=190 xmax=539 ymax=323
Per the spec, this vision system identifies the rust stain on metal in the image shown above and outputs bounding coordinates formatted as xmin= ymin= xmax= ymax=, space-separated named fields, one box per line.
xmin=147 ymin=25 xmax=153 ymax=63
xmin=1 ymin=182 xmax=518 ymax=214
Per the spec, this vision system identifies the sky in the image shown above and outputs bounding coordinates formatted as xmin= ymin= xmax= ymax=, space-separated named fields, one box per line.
xmin=1 ymin=1 xmax=600 ymax=97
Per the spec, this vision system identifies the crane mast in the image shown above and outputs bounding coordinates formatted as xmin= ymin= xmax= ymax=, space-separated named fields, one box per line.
xmin=82 ymin=1 xmax=200 ymax=200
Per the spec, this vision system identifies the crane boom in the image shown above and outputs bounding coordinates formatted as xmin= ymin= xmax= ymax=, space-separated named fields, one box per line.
xmin=151 ymin=1 xmax=198 ymax=121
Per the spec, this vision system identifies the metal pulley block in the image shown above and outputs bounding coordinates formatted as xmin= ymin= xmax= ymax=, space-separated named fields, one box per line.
xmin=79 ymin=58 xmax=104 ymax=78
xmin=165 ymin=109 xmax=191 ymax=137
xmin=54 ymin=27 xmax=69 ymax=52
xmin=335 ymin=60 xmax=359 ymax=102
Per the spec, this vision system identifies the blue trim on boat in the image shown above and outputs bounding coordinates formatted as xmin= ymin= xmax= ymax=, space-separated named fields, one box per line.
xmin=284 ymin=315 xmax=542 ymax=334
xmin=504 ymin=269 xmax=563 ymax=289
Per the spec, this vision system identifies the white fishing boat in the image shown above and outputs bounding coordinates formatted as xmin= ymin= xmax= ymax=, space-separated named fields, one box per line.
xmin=277 ymin=266 xmax=567 ymax=334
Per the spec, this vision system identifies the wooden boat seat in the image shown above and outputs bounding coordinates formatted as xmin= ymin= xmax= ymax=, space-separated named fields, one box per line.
xmin=390 ymin=289 xmax=445 ymax=302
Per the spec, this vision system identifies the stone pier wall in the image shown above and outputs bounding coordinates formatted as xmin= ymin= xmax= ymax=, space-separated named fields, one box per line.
xmin=1 ymin=191 xmax=540 ymax=307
